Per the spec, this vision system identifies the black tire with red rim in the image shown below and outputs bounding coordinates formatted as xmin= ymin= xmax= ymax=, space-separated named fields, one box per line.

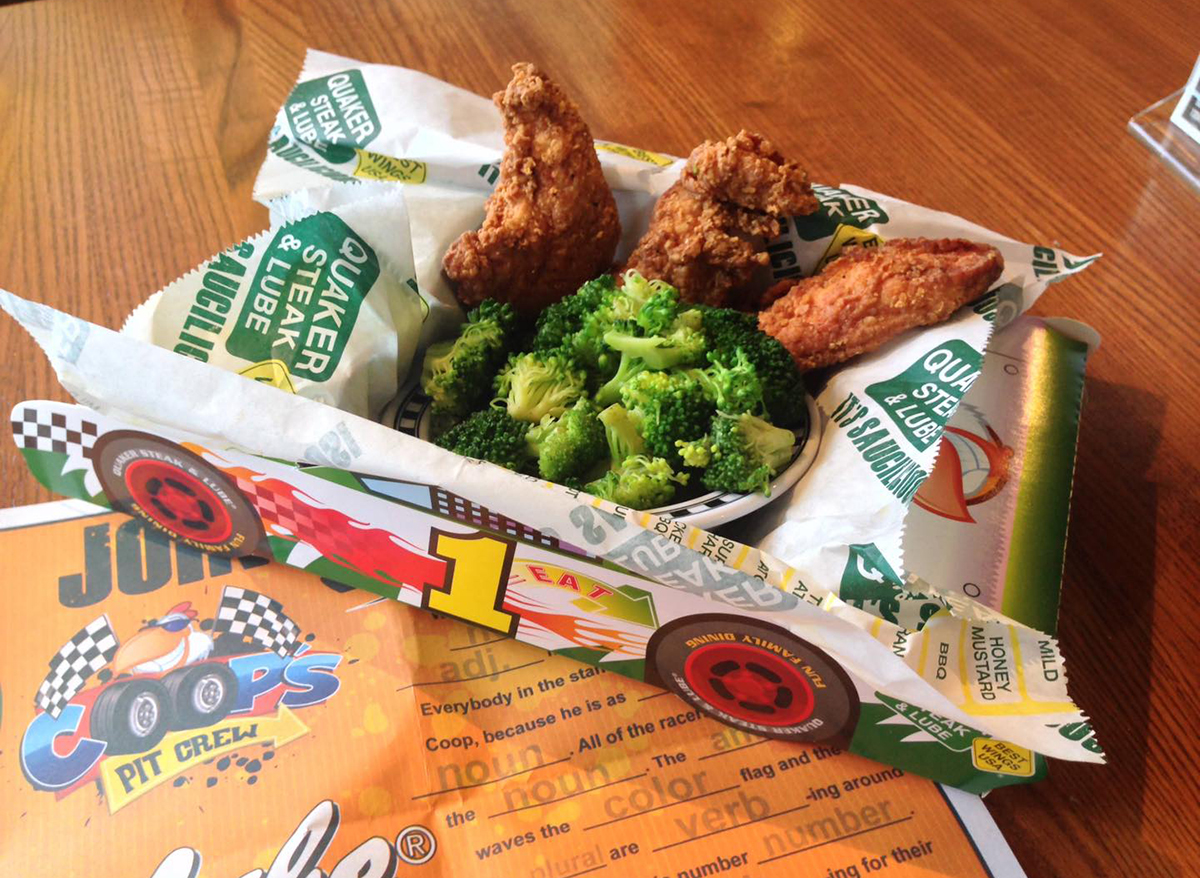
xmin=646 ymin=614 xmax=860 ymax=745
xmin=93 ymin=431 xmax=265 ymax=557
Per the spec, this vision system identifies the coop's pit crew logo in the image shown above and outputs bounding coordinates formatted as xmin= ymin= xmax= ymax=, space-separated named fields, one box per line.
xmin=20 ymin=587 xmax=341 ymax=812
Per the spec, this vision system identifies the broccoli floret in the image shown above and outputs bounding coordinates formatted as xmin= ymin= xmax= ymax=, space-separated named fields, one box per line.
xmin=598 ymin=404 xmax=645 ymax=464
xmin=619 ymin=371 xmax=713 ymax=468
xmin=493 ymin=352 xmax=587 ymax=422
xmin=585 ymin=454 xmax=688 ymax=509
xmin=674 ymin=307 xmax=703 ymax=331
xmin=569 ymin=272 xmax=668 ymax=373
xmin=435 ymin=408 xmax=532 ymax=471
xmin=702 ymin=412 xmax=797 ymax=495
xmin=635 ymin=283 xmax=681 ymax=336
xmin=695 ymin=306 xmax=807 ymax=427
xmin=593 ymin=345 xmax=650 ymax=407
xmin=525 ymin=400 xmax=606 ymax=483
xmin=675 ymin=437 xmax=713 ymax=468
xmin=532 ymin=273 xmax=693 ymax=389
xmin=530 ymin=275 xmax=616 ymax=353
xmin=550 ymin=277 xmax=637 ymax=378
xmin=603 ymin=322 xmax=707 ymax=371
xmin=611 ymin=270 xmax=661 ymax=320
xmin=420 ymin=300 xmax=519 ymax=416
xmin=689 ymin=348 xmax=764 ymax=415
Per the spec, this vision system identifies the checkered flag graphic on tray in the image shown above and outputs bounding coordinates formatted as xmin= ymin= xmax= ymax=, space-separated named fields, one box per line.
xmin=35 ymin=615 xmax=119 ymax=719
xmin=214 ymin=586 xmax=300 ymax=657
xmin=10 ymin=405 xmax=99 ymax=458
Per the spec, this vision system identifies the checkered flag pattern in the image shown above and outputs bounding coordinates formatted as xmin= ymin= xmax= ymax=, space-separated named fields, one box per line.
xmin=233 ymin=476 xmax=360 ymax=559
xmin=432 ymin=488 xmax=559 ymax=549
xmin=214 ymin=586 xmax=300 ymax=657
xmin=36 ymin=615 xmax=119 ymax=719
xmin=11 ymin=405 xmax=99 ymax=458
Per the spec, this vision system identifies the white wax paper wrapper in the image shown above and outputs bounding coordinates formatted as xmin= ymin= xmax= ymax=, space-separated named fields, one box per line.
xmin=0 ymin=50 xmax=1106 ymax=764
xmin=254 ymin=51 xmax=1100 ymax=607
xmin=122 ymin=186 xmax=424 ymax=420
xmin=264 ymin=181 xmax=468 ymax=351
xmin=0 ymin=289 xmax=1101 ymax=762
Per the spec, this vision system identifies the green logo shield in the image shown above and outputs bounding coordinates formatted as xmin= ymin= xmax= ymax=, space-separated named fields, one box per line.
xmin=284 ymin=69 xmax=381 ymax=164
xmin=226 ymin=212 xmax=379 ymax=382
xmin=794 ymin=185 xmax=889 ymax=241
xmin=876 ymin=693 xmax=978 ymax=752
xmin=865 ymin=340 xmax=982 ymax=452
xmin=840 ymin=543 xmax=905 ymax=624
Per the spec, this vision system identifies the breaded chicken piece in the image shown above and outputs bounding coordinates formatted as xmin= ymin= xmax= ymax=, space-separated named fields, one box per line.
xmin=686 ymin=130 xmax=820 ymax=216
xmin=622 ymin=185 xmax=779 ymax=307
xmin=623 ymin=130 xmax=818 ymax=307
xmin=758 ymin=238 xmax=1004 ymax=371
xmin=443 ymin=63 xmax=620 ymax=315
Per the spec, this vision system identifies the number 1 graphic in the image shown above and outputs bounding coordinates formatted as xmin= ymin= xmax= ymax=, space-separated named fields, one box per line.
xmin=424 ymin=530 xmax=520 ymax=635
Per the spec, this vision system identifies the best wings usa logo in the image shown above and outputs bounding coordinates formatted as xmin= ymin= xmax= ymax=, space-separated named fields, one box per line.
xmin=19 ymin=587 xmax=342 ymax=812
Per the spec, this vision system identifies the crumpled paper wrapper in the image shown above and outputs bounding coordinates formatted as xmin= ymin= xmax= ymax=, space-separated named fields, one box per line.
xmin=0 ymin=49 xmax=1105 ymax=763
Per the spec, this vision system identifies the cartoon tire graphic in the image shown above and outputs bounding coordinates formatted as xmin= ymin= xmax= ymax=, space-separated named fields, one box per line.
xmin=90 ymin=678 xmax=171 ymax=756
xmin=646 ymin=614 xmax=860 ymax=745
xmin=93 ymin=431 xmax=265 ymax=557
xmin=162 ymin=663 xmax=238 ymax=730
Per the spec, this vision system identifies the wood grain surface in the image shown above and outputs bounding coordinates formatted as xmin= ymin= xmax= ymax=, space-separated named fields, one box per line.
xmin=2 ymin=1 xmax=1198 ymax=873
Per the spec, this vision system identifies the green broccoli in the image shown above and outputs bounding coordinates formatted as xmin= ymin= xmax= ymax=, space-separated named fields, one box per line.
xmin=689 ymin=348 xmax=764 ymax=415
xmin=530 ymin=273 xmax=655 ymax=369
xmin=570 ymin=273 xmax=664 ymax=361
xmin=610 ymin=270 xmax=660 ymax=321
xmin=593 ymin=349 xmax=649 ymax=408
xmin=435 ymin=407 xmax=532 ymax=471
xmin=493 ymin=352 xmax=587 ymax=422
xmin=675 ymin=437 xmax=713 ymax=468
xmin=525 ymin=400 xmax=606 ymax=483
xmin=585 ymin=454 xmax=688 ymax=509
xmin=530 ymin=275 xmax=616 ymax=354
xmin=701 ymin=412 xmax=797 ymax=495
xmin=619 ymin=371 xmax=713 ymax=468
xmin=420 ymin=300 xmax=519 ymax=416
xmin=634 ymin=282 xmax=681 ymax=336
xmin=598 ymin=404 xmax=645 ymax=464
xmin=570 ymin=273 xmax=668 ymax=372
xmin=603 ymin=321 xmax=707 ymax=371
xmin=542 ymin=277 xmax=639 ymax=380
xmin=695 ymin=306 xmax=807 ymax=427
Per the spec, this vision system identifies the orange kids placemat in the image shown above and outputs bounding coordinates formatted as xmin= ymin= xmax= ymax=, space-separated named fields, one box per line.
xmin=0 ymin=502 xmax=1024 ymax=877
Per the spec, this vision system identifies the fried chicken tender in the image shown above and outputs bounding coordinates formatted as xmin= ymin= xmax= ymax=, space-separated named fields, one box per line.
xmin=443 ymin=63 xmax=620 ymax=315
xmin=686 ymin=129 xmax=820 ymax=216
xmin=758 ymin=238 xmax=1004 ymax=371
xmin=623 ymin=130 xmax=818 ymax=307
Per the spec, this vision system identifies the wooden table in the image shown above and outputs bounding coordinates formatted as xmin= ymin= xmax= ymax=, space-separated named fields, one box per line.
xmin=2 ymin=1 xmax=1198 ymax=873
